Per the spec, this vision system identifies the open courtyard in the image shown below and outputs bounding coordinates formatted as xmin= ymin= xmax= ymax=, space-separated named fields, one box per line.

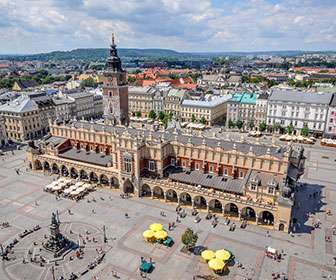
xmin=0 ymin=144 xmax=335 ymax=280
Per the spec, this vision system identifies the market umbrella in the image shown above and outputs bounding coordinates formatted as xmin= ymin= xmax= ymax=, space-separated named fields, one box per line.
xmin=51 ymin=181 xmax=59 ymax=186
xmin=279 ymin=135 xmax=286 ymax=140
xmin=46 ymin=184 xmax=53 ymax=189
xmin=208 ymin=258 xmax=225 ymax=271
xmin=309 ymin=136 xmax=316 ymax=141
xmin=285 ymin=135 xmax=292 ymax=141
xmin=69 ymin=185 xmax=78 ymax=191
xmin=53 ymin=185 xmax=62 ymax=191
xmin=143 ymin=230 xmax=155 ymax=239
xmin=154 ymin=230 xmax=168 ymax=239
xmin=76 ymin=186 xmax=86 ymax=193
xmin=64 ymin=179 xmax=72 ymax=184
xmin=63 ymin=188 xmax=72 ymax=194
xmin=215 ymin=249 xmax=231 ymax=261
xmin=57 ymin=178 xmax=65 ymax=183
xmin=201 ymin=250 xmax=215 ymax=261
xmin=58 ymin=182 xmax=66 ymax=188
xmin=297 ymin=135 xmax=304 ymax=142
xmin=150 ymin=223 xmax=163 ymax=232
xmin=70 ymin=190 xmax=81 ymax=195
xmin=83 ymin=184 xmax=92 ymax=189
xmin=75 ymin=182 xmax=84 ymax=187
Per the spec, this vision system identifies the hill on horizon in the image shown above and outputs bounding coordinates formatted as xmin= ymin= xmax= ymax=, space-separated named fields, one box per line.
xmin=1 ymin=48 xmax=335 ymax=62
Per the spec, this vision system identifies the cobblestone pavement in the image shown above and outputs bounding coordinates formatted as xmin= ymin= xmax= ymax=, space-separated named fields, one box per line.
xmin=0 ymin=146 xmax=335 ymax=280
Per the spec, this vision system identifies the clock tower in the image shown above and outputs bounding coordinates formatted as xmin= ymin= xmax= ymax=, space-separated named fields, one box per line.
xmin=102 ymin=33 xmax=129 ymax=125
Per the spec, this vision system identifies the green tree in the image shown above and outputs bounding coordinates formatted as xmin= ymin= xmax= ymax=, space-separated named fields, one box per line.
xmin=127 ymin=76 xmax=136 ymax=83
xmin=136 ymin=111 xmax=141 ymax=118
xmin=181 ymin=228 xmax=198 ymax=250
xmin=259 ymin=122 xmax=267 ymax=132
xmin=148 ymin=110 xmax=157 ymax=120
xmin=191 ymin=114 xmax=196 ymax=122
xmin=228 ymin=119 xmax=234 ymax=129
xmin=205 ymin=90 xmax=214 ymax=95
xmin=301 ymin=124 xmax=309 ymax=136
xmin=236 ymin=120 xmax=243 ymax=130
xmin=249 ymin=120 xmax=254 ymax=130
xmin=162 ymin=114 xmax=169 ymax=127
xmin=158 ymin=111 xmax=165 ymax=120
xmin=200 ymin=117 xmax=206 ymax=124
xmin=273 ymin=122 xmax=281 ymax=133
xmin=80 ymin=77 xmax=98 ymax=88
xmin=168 ymin=73 xmax=179 ymax=79
xmin=168 ymin=112 xmax=173 ymax=121
xmin=286 ymin=123 xmax=295 ymax=135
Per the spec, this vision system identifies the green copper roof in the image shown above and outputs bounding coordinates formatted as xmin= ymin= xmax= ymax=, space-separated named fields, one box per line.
xmin=228 ymin=91 xmax=258 ymax=104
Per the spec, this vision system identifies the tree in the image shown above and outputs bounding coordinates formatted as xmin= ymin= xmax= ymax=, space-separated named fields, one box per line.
xmin=158 ymin=111 xmax=165 ymax=120
xmin=136 ymin=111 xmax=141 ymax=118
xmin=181 ymin=228 xmax=198 ymax=250
xmin=168 ymin=73 xmax=179 ymax=79
xmin=205 ymin=90 xmax=214 ymax=95
xmin=80 ymin=77 xmax=98 ymax=88
xmin=127 ymin=76 xmax=136 ymax=83
xmin=236 ymin=120 xmax=243 ymax=130
xmin=200 ymin=117 xmax=206 ymax=124
xmin=191 ymin=114 xmax=196 ymax=122
xmin=148 ymin=110 xmax=157 ymax=120
xmin=301 ymin=124 xmax=309 ymax=136
xmin=228 ymin=119 xmax=234 ymax=129
xmin=286 ymin=123 xmax=295 ymax=135
xmin=259 ymin=122 xmax=267 ymax=132
xmin=249 ymin=120 xmax=254 ymax=130
xmin=168 ymin=112 xmax=173 ymax=121
xmin=273 ymin=122 xmax=281 ymax=133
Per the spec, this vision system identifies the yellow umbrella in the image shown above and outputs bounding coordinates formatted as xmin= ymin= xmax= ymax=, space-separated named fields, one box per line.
xmin=215 ymin=249 xmax=231 ymax=261
xmin=150 ymin=223 xmax=163 ymax=232
xmin=208 ymin=258 xmax=225 ymax=271
xmin=143 ymin=230 xmax=155 ymax=239
xmin=154 ymin=230 xmax=168 ymax=239
xmin=201 ymin=250 xmax=216 ymax=261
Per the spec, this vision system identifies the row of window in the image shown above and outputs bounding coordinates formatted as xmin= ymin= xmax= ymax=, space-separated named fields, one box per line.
xmin=250 ymin=184 xmax=274 ymax=194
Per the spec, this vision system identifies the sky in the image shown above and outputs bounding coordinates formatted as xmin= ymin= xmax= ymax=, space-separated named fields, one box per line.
xmin=0 ymin=0 xmax=335 ymax=54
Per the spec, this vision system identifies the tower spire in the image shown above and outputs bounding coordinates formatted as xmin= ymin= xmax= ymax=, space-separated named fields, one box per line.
xmin=112 ymin=32 xmax=115 ymax=46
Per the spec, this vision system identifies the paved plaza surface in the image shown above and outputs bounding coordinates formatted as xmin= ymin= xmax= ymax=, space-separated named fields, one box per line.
xmin=0 ymin=144 xmax=335 ymax=280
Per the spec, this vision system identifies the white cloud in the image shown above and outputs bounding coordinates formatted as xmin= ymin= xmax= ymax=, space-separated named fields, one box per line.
xmin=0 ymin=0 xmax=335 ymax=53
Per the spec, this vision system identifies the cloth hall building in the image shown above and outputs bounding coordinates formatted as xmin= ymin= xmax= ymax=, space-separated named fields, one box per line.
xmin=26 ymin=35 xmax=305 ymax=233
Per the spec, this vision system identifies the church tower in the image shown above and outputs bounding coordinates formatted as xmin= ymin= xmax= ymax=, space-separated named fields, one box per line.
xmin=102 ymin=33 xmax=129 ymax=125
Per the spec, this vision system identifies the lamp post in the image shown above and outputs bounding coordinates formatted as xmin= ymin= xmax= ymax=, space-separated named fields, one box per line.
xmin=51 ymin=266 xmax=55 ymax=280
xmin=102 ymin=225 xmax=107 ymax=243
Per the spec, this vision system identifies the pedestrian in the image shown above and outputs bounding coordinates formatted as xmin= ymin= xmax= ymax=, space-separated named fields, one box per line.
xmin=149 ymin=257 xmax=152 ymax=262
xmin=266 ymin=231 xmax=270 ymax=237
xmin=124 ymin=212 xmax=128 ymax=218
xmin=92 ymin=209 xmax=95 ymax=214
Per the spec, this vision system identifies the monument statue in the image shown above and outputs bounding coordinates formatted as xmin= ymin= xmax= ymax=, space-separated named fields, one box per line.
xmin=51 ymin=212 xmax=57 ymax=225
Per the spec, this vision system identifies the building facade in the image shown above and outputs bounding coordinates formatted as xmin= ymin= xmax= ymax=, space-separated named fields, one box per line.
xmin=128 ymin=86 xmax=158 ymax=117
xmin=267 ymin=90 xmax=333 ymax=135
xmin=255 ymin=93 xmax=268 ymax=128
xmin=163 ymin=89 xmax=190 ymax=119
xmin=0 ymin=96 xmax=41 ymax=140
xmin=180 ymin=95 xmax=231 ymax=125
xmin=226 ymin=91 xmax=258 ymax=128
xmin=102 ymin=34 xmax=129 ymax=125
xmin=324 ymin=93 xmax=336 ymax=136
xmin=0 ymin=116 xmax=8 ymax=147
xmin=27 ymin=120 xmax=305 ymax=232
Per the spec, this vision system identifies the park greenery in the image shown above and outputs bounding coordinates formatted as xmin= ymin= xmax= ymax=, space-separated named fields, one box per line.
xmin=80 ymin=77 xmax=98 ymax=88
xmin=0 ymin=70 xmax=72 ymax=89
